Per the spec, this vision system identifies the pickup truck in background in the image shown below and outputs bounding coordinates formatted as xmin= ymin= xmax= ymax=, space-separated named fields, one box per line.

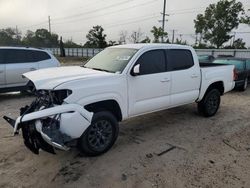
xmin=4 ymin=44 xmax=235 ymax=156
xmin=0 ymin=47 xmax=60 ymax=93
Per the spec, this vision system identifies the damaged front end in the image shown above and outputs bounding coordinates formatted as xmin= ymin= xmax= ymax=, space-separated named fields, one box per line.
xmin=3 ymin=90 xmax=93 ymax=154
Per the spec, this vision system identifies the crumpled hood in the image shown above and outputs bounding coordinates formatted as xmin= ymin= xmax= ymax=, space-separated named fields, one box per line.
xmin=23 ymin=66 xmax=112 ymax=90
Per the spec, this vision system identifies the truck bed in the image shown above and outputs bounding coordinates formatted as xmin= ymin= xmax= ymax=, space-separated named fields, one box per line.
xmin=199 ymin=63 xmax=231 ymax=67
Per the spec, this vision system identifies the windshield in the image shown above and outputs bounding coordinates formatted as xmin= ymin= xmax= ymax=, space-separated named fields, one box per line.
xmin=213 ymin=59 xmax=245 ymax=71
xmin=84 ymin=48 xmax=138 ymax=73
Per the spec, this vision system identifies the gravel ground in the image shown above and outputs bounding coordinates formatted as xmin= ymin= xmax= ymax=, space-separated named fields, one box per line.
xmin=0 ymin=62 xmax=250 ymax=188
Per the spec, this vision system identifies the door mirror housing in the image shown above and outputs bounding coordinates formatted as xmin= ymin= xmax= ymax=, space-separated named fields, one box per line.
xmin=131 ymin=64 xmax=140 ymax=76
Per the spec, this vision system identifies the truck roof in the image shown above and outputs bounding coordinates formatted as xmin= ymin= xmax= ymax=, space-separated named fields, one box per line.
xmin=110 ymin=43 xmax=192 ymax=50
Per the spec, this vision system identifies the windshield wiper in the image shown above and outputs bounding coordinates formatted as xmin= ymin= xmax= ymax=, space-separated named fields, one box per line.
xmin=82 ymin=66 xmax=114 ymax=73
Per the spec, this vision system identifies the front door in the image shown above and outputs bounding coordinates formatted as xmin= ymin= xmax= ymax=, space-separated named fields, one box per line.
xmin=128 ymin=49 xmax=171 ymax=116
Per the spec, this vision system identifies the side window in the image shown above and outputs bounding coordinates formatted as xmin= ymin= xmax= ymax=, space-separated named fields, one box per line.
xmin=246 ymin=60 xmax=250 ymax=70
xmin=135 ymin=50 xmax=166 ymax=75
xmin=4 ymin=49 xmax=34 ymax=63
xmin=5 ymin=49 xmax=34 ymax=63
xmin=167 ymin=49 xmax=194 ymax=71
xmin=32 ymin=51 xmax=51 ymax=62
xmin=0 ymin=50 xmax=4 ymax=64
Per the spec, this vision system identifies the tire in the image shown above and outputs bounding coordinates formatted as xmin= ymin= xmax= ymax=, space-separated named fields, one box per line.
xmin=239 ymin=78 xmax=248 ymax=92
xmin=78 ymin=111 xmax=119 ymax=156
xmin=198 ymin=89 xmax=221 ymax=117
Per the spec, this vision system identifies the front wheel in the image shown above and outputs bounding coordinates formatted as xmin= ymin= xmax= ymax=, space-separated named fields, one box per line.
xmin=198 ymin=89 xmax=221 ymax=117
xmin=78 ymin=111 xmax=119 ymax=156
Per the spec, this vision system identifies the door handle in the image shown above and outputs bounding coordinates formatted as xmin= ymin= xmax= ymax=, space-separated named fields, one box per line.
xmin=191 ymin=74 xmax=198 ymax=78
xmin=160 ymin=78 xmax=171 ymax=83
xmin=29 ymin=68 xmax=37 ymax=71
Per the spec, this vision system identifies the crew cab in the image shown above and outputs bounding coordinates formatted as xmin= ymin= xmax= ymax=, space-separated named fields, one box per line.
xmin=4 ymin=44 xmax=235 ymax=156
xmin=0 ymin=47 xmax=60 ymax=93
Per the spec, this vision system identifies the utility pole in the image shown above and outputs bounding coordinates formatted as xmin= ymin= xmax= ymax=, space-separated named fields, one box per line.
xmin=171 ymin=29 xmax=176 ymax=43
xmin=48 ymin=16 xmax=51 ymax=33
xmin=15 ymin=25 xmax=18 ymax=39
xmin=161 ymin=0 xmax=167 ymax=43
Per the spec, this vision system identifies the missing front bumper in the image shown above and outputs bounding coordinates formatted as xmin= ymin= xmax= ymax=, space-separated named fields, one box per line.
xmin=3 ymin=103 xmax=93 ymax=154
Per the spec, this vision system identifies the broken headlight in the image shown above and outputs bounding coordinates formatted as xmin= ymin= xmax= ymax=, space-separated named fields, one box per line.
xmin=51 ymin=89 xmax=72 ymax=105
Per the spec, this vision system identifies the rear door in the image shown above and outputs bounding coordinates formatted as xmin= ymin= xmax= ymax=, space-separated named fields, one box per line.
xmin=5 ymin=49 xmax=38 ymax=86
xmin=166 ymin=49 xmax=201 ymax=107
xmin=0 ymin=50 xmax=6 ymax=86
xmin=128 ymin=49 xmax=171 ymax=116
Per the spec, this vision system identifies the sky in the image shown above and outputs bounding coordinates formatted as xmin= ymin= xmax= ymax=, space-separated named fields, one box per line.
xmin=0 ymin=0 xmax=250 ymax=47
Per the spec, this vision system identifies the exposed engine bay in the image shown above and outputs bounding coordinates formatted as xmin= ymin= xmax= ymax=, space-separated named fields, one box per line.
xmin=4 ymin=89 xmax=93 ymax=154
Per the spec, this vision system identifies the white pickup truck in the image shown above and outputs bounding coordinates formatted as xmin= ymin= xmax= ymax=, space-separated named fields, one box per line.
xmin=4 ymin=44 xmax=235 ymax=156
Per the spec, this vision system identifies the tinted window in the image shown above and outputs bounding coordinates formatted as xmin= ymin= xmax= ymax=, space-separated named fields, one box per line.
xmin=32 ymin=51 xmax=51 ymax=61
xmin=0 ymin=50 xmax=4 ymax=64
xmin=4 ymin=49 xmax=34 ymax=63
xmin=167 ymin=49 xmax=194 ymax=71
xmin=135 ymin=50 xmax=166 ymax=75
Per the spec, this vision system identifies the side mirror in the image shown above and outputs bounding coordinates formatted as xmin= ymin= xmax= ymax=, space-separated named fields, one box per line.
xmin=131 ymin=64 xmax=140 ymax=76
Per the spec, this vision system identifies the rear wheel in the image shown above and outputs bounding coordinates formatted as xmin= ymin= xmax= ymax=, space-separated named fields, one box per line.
xmin=78 ymin=111 xmax=119 ymax=156
xmin=198 ymin=89 xmax=221 ymax=117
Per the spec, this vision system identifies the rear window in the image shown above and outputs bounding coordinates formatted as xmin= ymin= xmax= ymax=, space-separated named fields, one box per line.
xmin=32 ymin=50 xmax=51 ymax=61
xmin=167 ymin=49 xmax=194 ymax=71
xmin=213 ymin=59 xmax=245 ymax=71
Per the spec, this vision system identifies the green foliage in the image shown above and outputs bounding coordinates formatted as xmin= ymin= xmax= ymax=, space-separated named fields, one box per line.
xmin=140 ymin=36 xmax=151 ymax=43
xmin=108 ymin=40 xmax=118 ymax=46
xmin=194 ymin=0 xmax=247 ymax=48
xmin=224 ymin=38 xmax=246 ymax=49
xmin=150 ymin=26 xmax=168 ymax=43
xmin=0 ymin=28 xmax=22 ymax=46
xmin=84 ymin=25 xmax=107 ymax=48
xmin=22 ymin=29 xmax=58 ymax=47
xmin=174 ymin=38 xmax=187 ymax=45
xmin=64 ymin=40 xmax=81 ymax=48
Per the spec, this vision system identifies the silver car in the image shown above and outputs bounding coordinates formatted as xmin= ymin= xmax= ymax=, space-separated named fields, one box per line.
xmin=0 ymin=47 xmax=60 ymax=93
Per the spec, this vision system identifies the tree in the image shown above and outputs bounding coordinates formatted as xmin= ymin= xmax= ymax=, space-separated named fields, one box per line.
xmin=140 ymin=36 xmax=151 ymax=43
xmin=0 ymin=27 xmax=22 ymax=46
xmin=64 ymin=39 xmax=81 ymax=48
xmin=22 ymin=29 xmax=58 ymax=47
xmin=84 ymin=25 xmax=107 ymax=48
xmin=194 ymin=0 xmax=248 ymax=48
xmin=225 ymin=38 xmax=246 ymax=49
xmin=129 ymin=29 xmax=143 ymax=43
xmin=150 ymin=26 xmax=168 ymax=43
xmin=108 ymin=40 xmax=118 ymax=46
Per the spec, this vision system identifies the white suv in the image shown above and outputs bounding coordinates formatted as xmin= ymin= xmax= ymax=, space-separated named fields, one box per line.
xmin=0 ymin=47 xmax=60 ymax=93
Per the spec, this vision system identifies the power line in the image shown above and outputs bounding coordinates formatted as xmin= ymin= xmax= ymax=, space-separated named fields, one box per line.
xmin=57 ymin=13 xmax=159 ymax=34
xmin=51 ymin=0 xmax=157 ymax=26
xmin=52 ymin=0 xmax=132 ymax=22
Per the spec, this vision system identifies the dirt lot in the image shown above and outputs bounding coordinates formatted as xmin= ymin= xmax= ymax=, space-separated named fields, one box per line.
xmin=0 ymin=61 xmax=250 ymax=188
